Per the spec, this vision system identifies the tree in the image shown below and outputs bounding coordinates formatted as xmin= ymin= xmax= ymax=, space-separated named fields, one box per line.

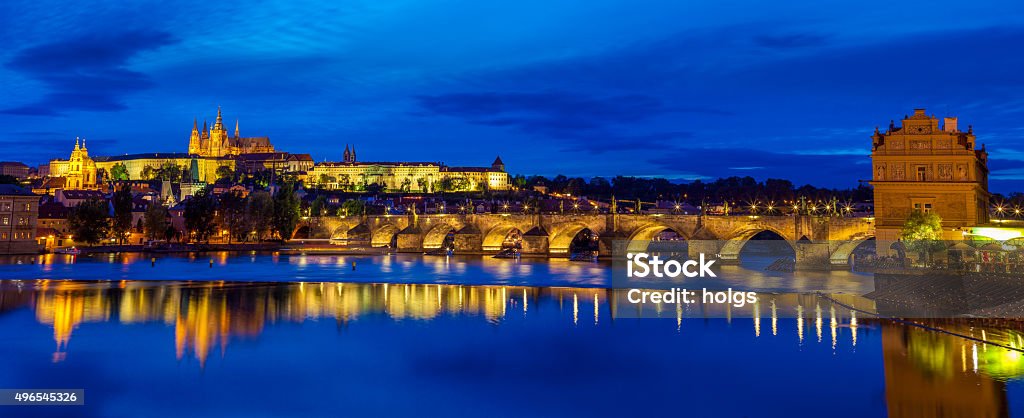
xmin=141 ymin=165 xmax=155 ymax=180
xmin=157 ymin=162 xmax=183 ymax=182
xmin=247 ymin=191 xmax=274 ymax=241
xmin=900 ymin=211 xmax=945 ymax=265
xmin=143 ymin=201 xmax=168 ymax=240
xmin=438 ymin=176 xmax=469 ymax=192
xmin=272 ymin=184 xmax=301 ymax=240
xmin=111 ymin=163 xmax=130 ymax=180
xmin=111 ymin=184 xmax=133 ymax=244
xmin=338 ymin=199 xmax=365 ymax=216
xmin=68 ymin=198 xmax=110 ymax=245
xmin=309 ymin=195 xmax=328 ymax=217
xmin=219 ymin=190 xmax=250 ymax=243
xmin=317 ymin=174 xmax=336 ymax=189
xmin=216 ymin=165 xmax=235 ymax=181
xmin=184 ymin=187 xmax=218 ymax=242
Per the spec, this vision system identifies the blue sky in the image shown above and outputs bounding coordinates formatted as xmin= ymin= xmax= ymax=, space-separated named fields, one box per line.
xmin=3 ymin=0 xmax=1024 ymax=191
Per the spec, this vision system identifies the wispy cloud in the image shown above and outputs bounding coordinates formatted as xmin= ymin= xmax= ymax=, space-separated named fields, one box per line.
xmin=4 ymin=29 xmax=177 ymax=115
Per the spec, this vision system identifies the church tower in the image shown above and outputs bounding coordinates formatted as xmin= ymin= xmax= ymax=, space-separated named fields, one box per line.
xmin=343 ymin=144 xmax=352 ymax=163
xmin=209 ymin=107 xmax=227 ymax=157
xmin=65 ymin=137 xmax=97 ymax=190
xmin=189 ymin=118 xmax=201 ymax=155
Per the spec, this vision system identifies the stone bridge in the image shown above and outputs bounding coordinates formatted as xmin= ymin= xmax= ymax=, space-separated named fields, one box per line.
xmin=299 ymin=213 xmax=875 ymax=269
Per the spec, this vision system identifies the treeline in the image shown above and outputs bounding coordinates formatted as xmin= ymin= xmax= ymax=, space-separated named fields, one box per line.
xmin=511 ymin=175 xmax=874 ymax=203
xmin=67 ymin=184 xmax=304 ymax=245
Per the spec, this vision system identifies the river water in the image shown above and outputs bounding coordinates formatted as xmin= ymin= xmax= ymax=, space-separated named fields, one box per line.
xmin=1 ymin=252 xmax=1022 ymax=417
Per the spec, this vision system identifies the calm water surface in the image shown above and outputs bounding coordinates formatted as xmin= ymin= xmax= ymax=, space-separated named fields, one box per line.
xmin=0 ymin=253 xmax=1022 ymax=417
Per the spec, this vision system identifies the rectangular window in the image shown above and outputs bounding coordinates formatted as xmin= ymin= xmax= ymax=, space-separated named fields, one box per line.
xmin=1 ymin=216 xmax=8 ymax=225
xmin=916 ymin=166 xmax=927 ymax=181
xmin=1 ymin=233 xmax=6 ymax=239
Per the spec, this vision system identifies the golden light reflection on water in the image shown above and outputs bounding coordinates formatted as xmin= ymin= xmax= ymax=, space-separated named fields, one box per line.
xmin=10 ymin=280 xmax=608 ymax=366
xmin=6 ymin=277 xmax=1024 ymax=410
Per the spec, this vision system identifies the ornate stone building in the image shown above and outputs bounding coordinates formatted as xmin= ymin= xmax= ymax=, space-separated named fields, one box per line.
xmin=47 ymin=137 xmax=98 ymax=190
xmin=308 ymin=151 xmax=510 ymax=192
xmin=870 ymin=109 xmax=989 ymax=241
xmin=188 ymin=107 xmax=274 ymax=157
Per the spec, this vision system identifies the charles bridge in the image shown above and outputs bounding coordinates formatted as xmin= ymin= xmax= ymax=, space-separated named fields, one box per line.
xmin=299 ymin=213 xmax=875 ymax=269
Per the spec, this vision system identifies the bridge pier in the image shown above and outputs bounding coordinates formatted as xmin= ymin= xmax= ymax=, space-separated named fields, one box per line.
xmin=396 ymin=225 xmax=423 ymax=252
xmin=453 ymin=225 xmax=482 ymax=253
xmin=794 ymin=241 xmax=832 ymax=270
xmin=688 ymin=240 xmax=727 ymax=264
xmin=521 ymin=227 xmax=549 ymax=255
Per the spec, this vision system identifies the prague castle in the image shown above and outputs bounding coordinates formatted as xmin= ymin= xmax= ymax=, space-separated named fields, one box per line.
xmin=42 ymin=107 xmax=508 ymax=193
xmin=870 ymin=108 xmax=990 ymax=241
xmin=44 ymin=108 xmax=291 ymax=189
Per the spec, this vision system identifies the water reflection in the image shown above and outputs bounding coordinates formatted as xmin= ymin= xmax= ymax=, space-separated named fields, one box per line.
xmin=3 ymin=280 xmax=610 ymax=365
xmin=2 ymin=279 xmax=1023 ymax=416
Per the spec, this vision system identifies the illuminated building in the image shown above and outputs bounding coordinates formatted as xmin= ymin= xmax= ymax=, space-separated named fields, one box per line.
xmin=43 ymin=108 xmax=308 ymax=187
xmin=47 ymin=137 xmax=98 ymax=190
xmin=188 ymin=107 xmax=274 ymax=157
xmin=42 ymin=108 xmax=505 ymax=192
xmin=870 ymin=109 xmax=990 ymax=241
xmin=308 ymin=153 xmax=510 ymax=192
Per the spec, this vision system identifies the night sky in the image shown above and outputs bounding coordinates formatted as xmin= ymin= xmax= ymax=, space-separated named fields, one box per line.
xmin=3 ymin=1 xmax=1024 ymax=191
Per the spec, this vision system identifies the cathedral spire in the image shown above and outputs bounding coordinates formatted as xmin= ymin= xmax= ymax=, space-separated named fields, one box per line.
xmin=213 ymin=106 xmax=224 ymax=130
xmin=235 ymin=119 xmax=240 ymax=138
xmin=193 ymin=118 xmax=198 ymax=132
xmin=343 ymin=144 xmax=351 ymax=162
xmin=74 ymin=136 xmax=80 ymax=150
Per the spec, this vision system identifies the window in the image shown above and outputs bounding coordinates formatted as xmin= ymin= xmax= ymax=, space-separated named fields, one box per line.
xmin=1 ymin=216 xmax=8 ymax=225
xmin=912 ymin=202 xmax=933 ymax=213
xmin=0 ymin=233 xmax=6 ymax=239
xmin=916 ymin=166 xmax=927 ymax=181
xmin=22 ymin=203 xmax=30 ymax=211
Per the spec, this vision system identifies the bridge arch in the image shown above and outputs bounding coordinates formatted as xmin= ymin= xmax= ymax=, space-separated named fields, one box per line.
xmin=371 ymin=223 xmax=401 ymax=248
xmin=830 ymin=235 xmax=876 ymax=268
xmin=549 ymin=222 xmax=597 ymax=255
xmin=625 ymin=224 xmax=689 ymax=254
xmin=482 ymin=224 xmax=523 ymax=252
xmin=718 ymin=227 xmax=796 ymax=263
xmin=423 ymin=223 xmax=457 ymax=250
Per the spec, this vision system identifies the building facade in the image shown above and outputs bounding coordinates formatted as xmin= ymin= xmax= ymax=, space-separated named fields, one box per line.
xmin=0 ymin=161 xmax=30 ymax=179
xmin=870 ymin=109 xmax=990 ymax=241
xmin=91 ymin=153 xmax=230 ymax=185
xmin=0 ymin=184 xmax=39 ymax=254
xmin=308 ymin=153 xmax=510 ymax=192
